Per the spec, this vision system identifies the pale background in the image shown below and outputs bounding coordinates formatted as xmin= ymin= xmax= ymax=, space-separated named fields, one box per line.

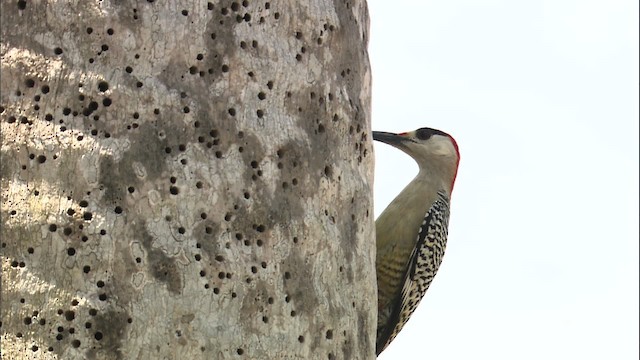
xmin=368 ymin=1 xmax=639 ymax=359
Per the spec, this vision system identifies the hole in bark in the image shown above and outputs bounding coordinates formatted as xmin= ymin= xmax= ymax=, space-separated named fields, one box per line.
xmin=98 ymin=82 xmax=109 ymax=92
xmin=324 ymin=165 xmax=333 ymax=177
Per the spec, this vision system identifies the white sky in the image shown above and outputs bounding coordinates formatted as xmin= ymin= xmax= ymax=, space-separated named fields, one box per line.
xmin=368 ymin=1 xmax=639 ymax=359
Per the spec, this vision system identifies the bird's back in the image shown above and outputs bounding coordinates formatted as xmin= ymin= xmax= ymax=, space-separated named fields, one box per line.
xmin=375 ymin=179 xmax=451 ymax=354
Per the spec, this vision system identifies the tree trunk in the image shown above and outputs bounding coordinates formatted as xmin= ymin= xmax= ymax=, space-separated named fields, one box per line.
xmin=1 ymin=1 xmax=374 ymax=359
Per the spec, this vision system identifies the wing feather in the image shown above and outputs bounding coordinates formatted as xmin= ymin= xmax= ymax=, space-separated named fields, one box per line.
xmin=376 ymin=191 xmax=450 ymax=355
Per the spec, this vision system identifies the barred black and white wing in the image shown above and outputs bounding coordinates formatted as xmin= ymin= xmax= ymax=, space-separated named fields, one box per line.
xmin=376 ymin=190 xmax=451 ymax=355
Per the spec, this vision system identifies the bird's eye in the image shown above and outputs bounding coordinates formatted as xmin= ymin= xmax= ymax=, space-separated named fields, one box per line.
xmin=415 ymin=128 xmax=433 ymax=140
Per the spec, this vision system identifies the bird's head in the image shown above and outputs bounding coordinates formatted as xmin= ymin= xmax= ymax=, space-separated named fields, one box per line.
xmin=373 ymin=127 xmax=460 ymax=192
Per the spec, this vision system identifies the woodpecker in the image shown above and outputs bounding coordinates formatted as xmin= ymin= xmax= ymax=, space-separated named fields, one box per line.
xmin=373 ymin=127 xmax=460 ymax=356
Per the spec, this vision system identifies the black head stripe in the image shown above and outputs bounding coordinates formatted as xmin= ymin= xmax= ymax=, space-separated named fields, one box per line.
xmin=415 ymin=127 xmax=448 ymax=141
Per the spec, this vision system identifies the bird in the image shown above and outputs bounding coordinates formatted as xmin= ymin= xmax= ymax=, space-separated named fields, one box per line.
xmin=373 ymin=127 xmax=460 ymax=356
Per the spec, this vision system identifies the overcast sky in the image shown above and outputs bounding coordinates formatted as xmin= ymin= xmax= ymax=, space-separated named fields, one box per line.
xmin=368 ymin=1 xmax=639 ymax=359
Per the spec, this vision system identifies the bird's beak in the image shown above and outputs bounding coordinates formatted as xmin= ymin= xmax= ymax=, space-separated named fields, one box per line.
xmin=372 ymin=131 xmax=408 ymax=147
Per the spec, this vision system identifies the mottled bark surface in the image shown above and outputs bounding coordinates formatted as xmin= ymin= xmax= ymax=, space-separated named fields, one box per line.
xmin=1 ymin=1 xmax=374 ymax=359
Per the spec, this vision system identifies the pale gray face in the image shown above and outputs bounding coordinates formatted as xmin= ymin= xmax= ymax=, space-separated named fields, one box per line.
xmin=372 ymin=128 xmax=459 ymax=167
xmin=373 ymin=127 xmax=460 ymax=192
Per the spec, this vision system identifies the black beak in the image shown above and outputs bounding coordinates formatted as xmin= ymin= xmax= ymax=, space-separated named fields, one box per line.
xmin=372 ymin=131 xmax=406 ymax=146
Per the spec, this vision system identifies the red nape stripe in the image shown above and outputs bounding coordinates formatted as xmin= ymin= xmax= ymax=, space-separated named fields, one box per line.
xmin=398 ymin=132 xmax=408 ymax=136
xmin=448 ymin=135 xmax=460 ymax=193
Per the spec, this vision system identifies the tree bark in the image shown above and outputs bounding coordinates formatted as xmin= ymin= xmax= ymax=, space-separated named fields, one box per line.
xmin=1 ymin=1 xmax=374 ymax=359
